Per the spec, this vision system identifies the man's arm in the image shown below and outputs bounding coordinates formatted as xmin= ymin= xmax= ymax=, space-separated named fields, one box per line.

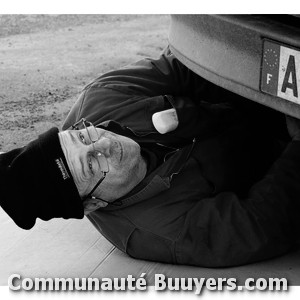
xmin=176 ymin=123 xmax=300 ymax=267
xmin=63 ymin=47 xmax=193 ymax=129
xmin=63 ymin=47 xmax=247 ymax=142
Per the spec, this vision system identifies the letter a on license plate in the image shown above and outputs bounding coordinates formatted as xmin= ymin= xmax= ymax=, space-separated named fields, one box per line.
xmin=261 ymin=40 xmax=300 ymax=104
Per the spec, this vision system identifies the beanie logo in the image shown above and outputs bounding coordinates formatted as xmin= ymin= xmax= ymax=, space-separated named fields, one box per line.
xmin=55 ymin=158 xmax=70 ymax=180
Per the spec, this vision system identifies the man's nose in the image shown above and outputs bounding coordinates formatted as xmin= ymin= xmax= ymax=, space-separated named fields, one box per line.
xmin=92 ymin=136 xmax=112 ymax=157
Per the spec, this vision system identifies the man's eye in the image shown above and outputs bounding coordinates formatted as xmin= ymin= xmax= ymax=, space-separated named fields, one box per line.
xmin=88 ymin=157 xmax=94 ymax=174
xmin=79 ymin=132 xmax=86 ymax=144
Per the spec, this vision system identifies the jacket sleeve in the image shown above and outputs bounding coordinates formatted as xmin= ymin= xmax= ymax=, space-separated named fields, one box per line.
xmin=176 ymin=140 xmax=300 ymax=267
xmin=81 ymin=46 xmax=204 ymax=97
xmin=62 ymin=47 xmax=244 ymax=141
xmin=62 ymin=46 xmax=197 ymax=129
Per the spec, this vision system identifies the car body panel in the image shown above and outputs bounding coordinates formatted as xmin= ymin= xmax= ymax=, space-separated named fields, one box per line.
xmin=169 ymin=15 xmax=300 ymax=117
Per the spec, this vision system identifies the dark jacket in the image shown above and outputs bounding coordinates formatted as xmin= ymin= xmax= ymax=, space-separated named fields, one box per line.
xmin=63 ymin=47 xmax=300 ymax=267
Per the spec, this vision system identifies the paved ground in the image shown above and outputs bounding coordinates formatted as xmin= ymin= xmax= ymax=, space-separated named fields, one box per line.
xmin=1 ymin=14 xmax=300 ymax=287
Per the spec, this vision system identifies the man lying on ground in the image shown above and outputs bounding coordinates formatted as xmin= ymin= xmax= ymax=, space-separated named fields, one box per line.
xmin=1 ymin=47 xmax=300 ymax=267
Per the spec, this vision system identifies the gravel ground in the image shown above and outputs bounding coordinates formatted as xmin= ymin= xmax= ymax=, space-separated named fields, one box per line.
xmin=0 ymin=15 xmax=143 ymax=37
xmin=0 ymin=14 xmax=170 ymax=151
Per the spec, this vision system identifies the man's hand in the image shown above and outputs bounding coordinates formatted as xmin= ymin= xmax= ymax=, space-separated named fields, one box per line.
xmin=286 ymin=115 xmax=300 ymax=141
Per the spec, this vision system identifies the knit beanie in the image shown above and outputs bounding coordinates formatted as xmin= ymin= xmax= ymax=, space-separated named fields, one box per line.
xmin=0 ymin=128 xmax=84 ymax=230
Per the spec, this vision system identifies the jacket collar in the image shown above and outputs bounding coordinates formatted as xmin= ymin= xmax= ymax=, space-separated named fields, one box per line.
xmin=103 ymin=137 xmax=196 ymax=211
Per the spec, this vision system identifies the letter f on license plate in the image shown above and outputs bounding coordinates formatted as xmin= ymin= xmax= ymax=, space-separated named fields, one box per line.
xmin=261 ymin=39 xmax=300 ymax=104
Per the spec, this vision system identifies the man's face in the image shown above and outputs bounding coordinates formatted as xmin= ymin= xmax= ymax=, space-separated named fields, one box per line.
xmin=58 ymin=127 xmax=147 ymax=202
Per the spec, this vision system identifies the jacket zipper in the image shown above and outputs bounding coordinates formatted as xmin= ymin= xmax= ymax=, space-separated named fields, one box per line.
xmin=169 ymin=138 xmax=196 ymax=181
xmin=126 ymin=125 xmax=197 ymax=180
xmin=125 ymin=125 xmax=157 ymax=137
xmin=99 ymin=122 xmax=196 ymax=183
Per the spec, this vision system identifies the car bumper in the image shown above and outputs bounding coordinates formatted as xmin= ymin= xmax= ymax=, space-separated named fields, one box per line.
xmin=169 ymin=15 xmax=300 ymax=117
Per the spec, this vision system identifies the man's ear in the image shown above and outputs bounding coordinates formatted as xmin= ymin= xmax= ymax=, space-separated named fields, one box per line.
xmin=83 ymin=198 xmax=108 ymax=215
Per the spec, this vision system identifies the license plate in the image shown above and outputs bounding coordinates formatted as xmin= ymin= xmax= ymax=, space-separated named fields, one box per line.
xmin=261 ymin=40 xmax=300 ymax=104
